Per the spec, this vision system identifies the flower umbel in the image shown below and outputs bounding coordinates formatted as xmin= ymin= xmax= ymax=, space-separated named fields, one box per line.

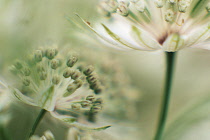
xmin=9 ymin=46 xmax=109 ymax=130
xmin=77 ymin=0 xmax=210 ymax=52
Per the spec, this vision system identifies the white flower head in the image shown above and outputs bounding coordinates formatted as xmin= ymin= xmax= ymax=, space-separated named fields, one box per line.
xmin=77 ymin=0 xmax=210 ymax=52
xmin=9 ymin=46 xmax=110 ymax=130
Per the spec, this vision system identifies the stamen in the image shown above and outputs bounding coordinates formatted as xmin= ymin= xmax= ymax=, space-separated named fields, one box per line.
xmin=134 ymin=0 xmax=146 ymax=13
xmin=165 ymin=9 xmax=175 ymax=22
xmin=117 ymin=1 xmax=129 ymax=16
xmin=154 ymin=0 xmax=164 ymax=8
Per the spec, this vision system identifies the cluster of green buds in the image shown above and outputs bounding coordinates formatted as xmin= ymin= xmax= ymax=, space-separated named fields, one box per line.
xmin=78 ymin=50 xmax=141 ymax=121
xmin=30 ymin=130 xmax=55 ymax=140
xmin=9 ymin=46 xmax=107 ymax=129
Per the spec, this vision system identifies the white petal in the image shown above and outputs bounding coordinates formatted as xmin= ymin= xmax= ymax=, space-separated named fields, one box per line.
xmin=9 ymin=87 xmax=37 ymax=106
xmin=50 ymin=112 xmax=111 ymax=131
xmin=190 ymin=41 xmax=210 ymax=50
xmin=37 ymin=85 xmax=56 ymax=111
xmin=76 ymin=14 xmax=154 ymax=51
xmin=185 ymin=23 xmax=210 ymax=48
xmin=131 ymin=25 xmax=162 ymax=50
xmin=162 ymin=33 xmax=185 ymax=52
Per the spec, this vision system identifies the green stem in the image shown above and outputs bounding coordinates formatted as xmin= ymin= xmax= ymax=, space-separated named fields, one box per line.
xmin=154 ymin=52 xmax=176 ymax=140
xmin=28 ymin=109 xmax=46 ymax=139
xmin=0 ymin=125 xmax=11 ymax=140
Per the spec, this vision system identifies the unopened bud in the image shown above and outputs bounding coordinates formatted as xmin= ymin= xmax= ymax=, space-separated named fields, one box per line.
xmin=86 ymin=95 xmax=95 ymax=102
xmin=94 ymin=98 xmax=103 ymax=104
xmin=9 ymin=65 xmax=18 ymax=74
xmin=34 ymin=50 xmax=43 ymax=62
xmin=94 ymin=86 xmax=103 ymax=94
xmin=86 ymin=74 xmax=98 ymax=84
xmin=51 ymin=59 xmax=59 ymax=69
xmin=23 ymin=78 xmax=30 ymax=86
xmin=66 ymin=56 xmax=78 ymax=67
xmin=73 ymin=79 xmax=83 ymax=88
xmin=23 ymin=67 xmax=31 ymax=76
xmin=37 ymin=64 xmax=45 ymax=72
xmin=64 ymin=84 xmax=77 ymax=97
xmin=14 ymin=61 xmax=22 ymax=69
xmin=71 ymin=104 xmax=81 ymax=111
xmin=40 ymin=72 xmax=47 ymax=80
xmin=83 ymin=65 xmax=94 ymax=76
xmin=46 ymin=48 xmax=58 ymax=60
xmin=91 ymin=105 xmax=102 ymax=113
xmin=81 ymin=100 xmax=91 ymax=108
xmin=71 ymin=70 xmax=81 ymax=80
xmin=63 ymin=68 xmax=74 ymax=78
xmin=52 ymin=75 xmax=60 ymax=85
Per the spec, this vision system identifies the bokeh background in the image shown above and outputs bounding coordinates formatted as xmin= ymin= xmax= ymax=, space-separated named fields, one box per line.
xmin=1 ymin=0 xmax=210 ymax=140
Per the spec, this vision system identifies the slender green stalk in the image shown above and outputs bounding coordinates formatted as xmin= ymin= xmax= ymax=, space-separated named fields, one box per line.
xmin=28 ymin=109 xmax=46 ymax=139
xmin=154 ymin=52 xmax=176 ymax=140
xmin=0 ymin=125 xmax=11 ymax=140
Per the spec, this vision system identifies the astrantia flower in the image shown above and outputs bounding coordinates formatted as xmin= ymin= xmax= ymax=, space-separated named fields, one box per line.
xmin=8 ymin=46 xmax=110 ymax=130
xmin=77 ymin=0 xmax=210 ymax=52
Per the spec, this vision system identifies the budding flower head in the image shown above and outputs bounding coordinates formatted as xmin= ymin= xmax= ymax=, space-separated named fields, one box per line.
xmin=9 ymin=46 xmax=109 ymax=130
xmin=76 ymin=0 xmax=210 ymax=52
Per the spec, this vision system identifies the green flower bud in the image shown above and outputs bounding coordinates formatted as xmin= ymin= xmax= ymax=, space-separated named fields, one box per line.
xmin=23 ymin=67 xmax=31 ymax=76
xmin=71 ymin=70 xmax=81 ymax=80
xmin=14 ymin=61 xmax=23 ymax=69
xmin=91 ymin=105 xmax=102 ymax=113
xmin=51 ymin=59 xmax=59 ymax=69
xmin=94 ymin=86 xmax=103 ymax=94
xmin=81 ymin=100 xmax=91 ymax=108
xmin=36 ymin=64 xmax=45 ymax=72
xmin=52 ymin=75 xmax=60 ymax=85
xmin=23 ymin=78 xmax=30 ymax=86
xmin=83 ymin=65 xmax=94 ymax=76
xmin=40 ymin=71 xmax=47 ymax=80
xmin=86 ymin=74 xmax=98 ymax=84
xmin=46 ymin=48 xmax=58 ymax=60
xmin=94 ymin=98 xmax=103 ymax=104
xmin=71 ymin=103 xmax=81 ymax=111
xmin=64 ymin=84 xmax=77 ymax=97
xmin=63 ymin=68 xmax=74 ymax=78
xmin=73 ymin=79 xmax=83 ymax=88
xmin=34 ymin=50 xmax=43 ymax=62
xmin=86 ymin=95 xmax=95 ymax=102
xmin=66 ymin=56 xmax=78 ymax=67
xmin=9 ymin=65 xmax=18 ymax=74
